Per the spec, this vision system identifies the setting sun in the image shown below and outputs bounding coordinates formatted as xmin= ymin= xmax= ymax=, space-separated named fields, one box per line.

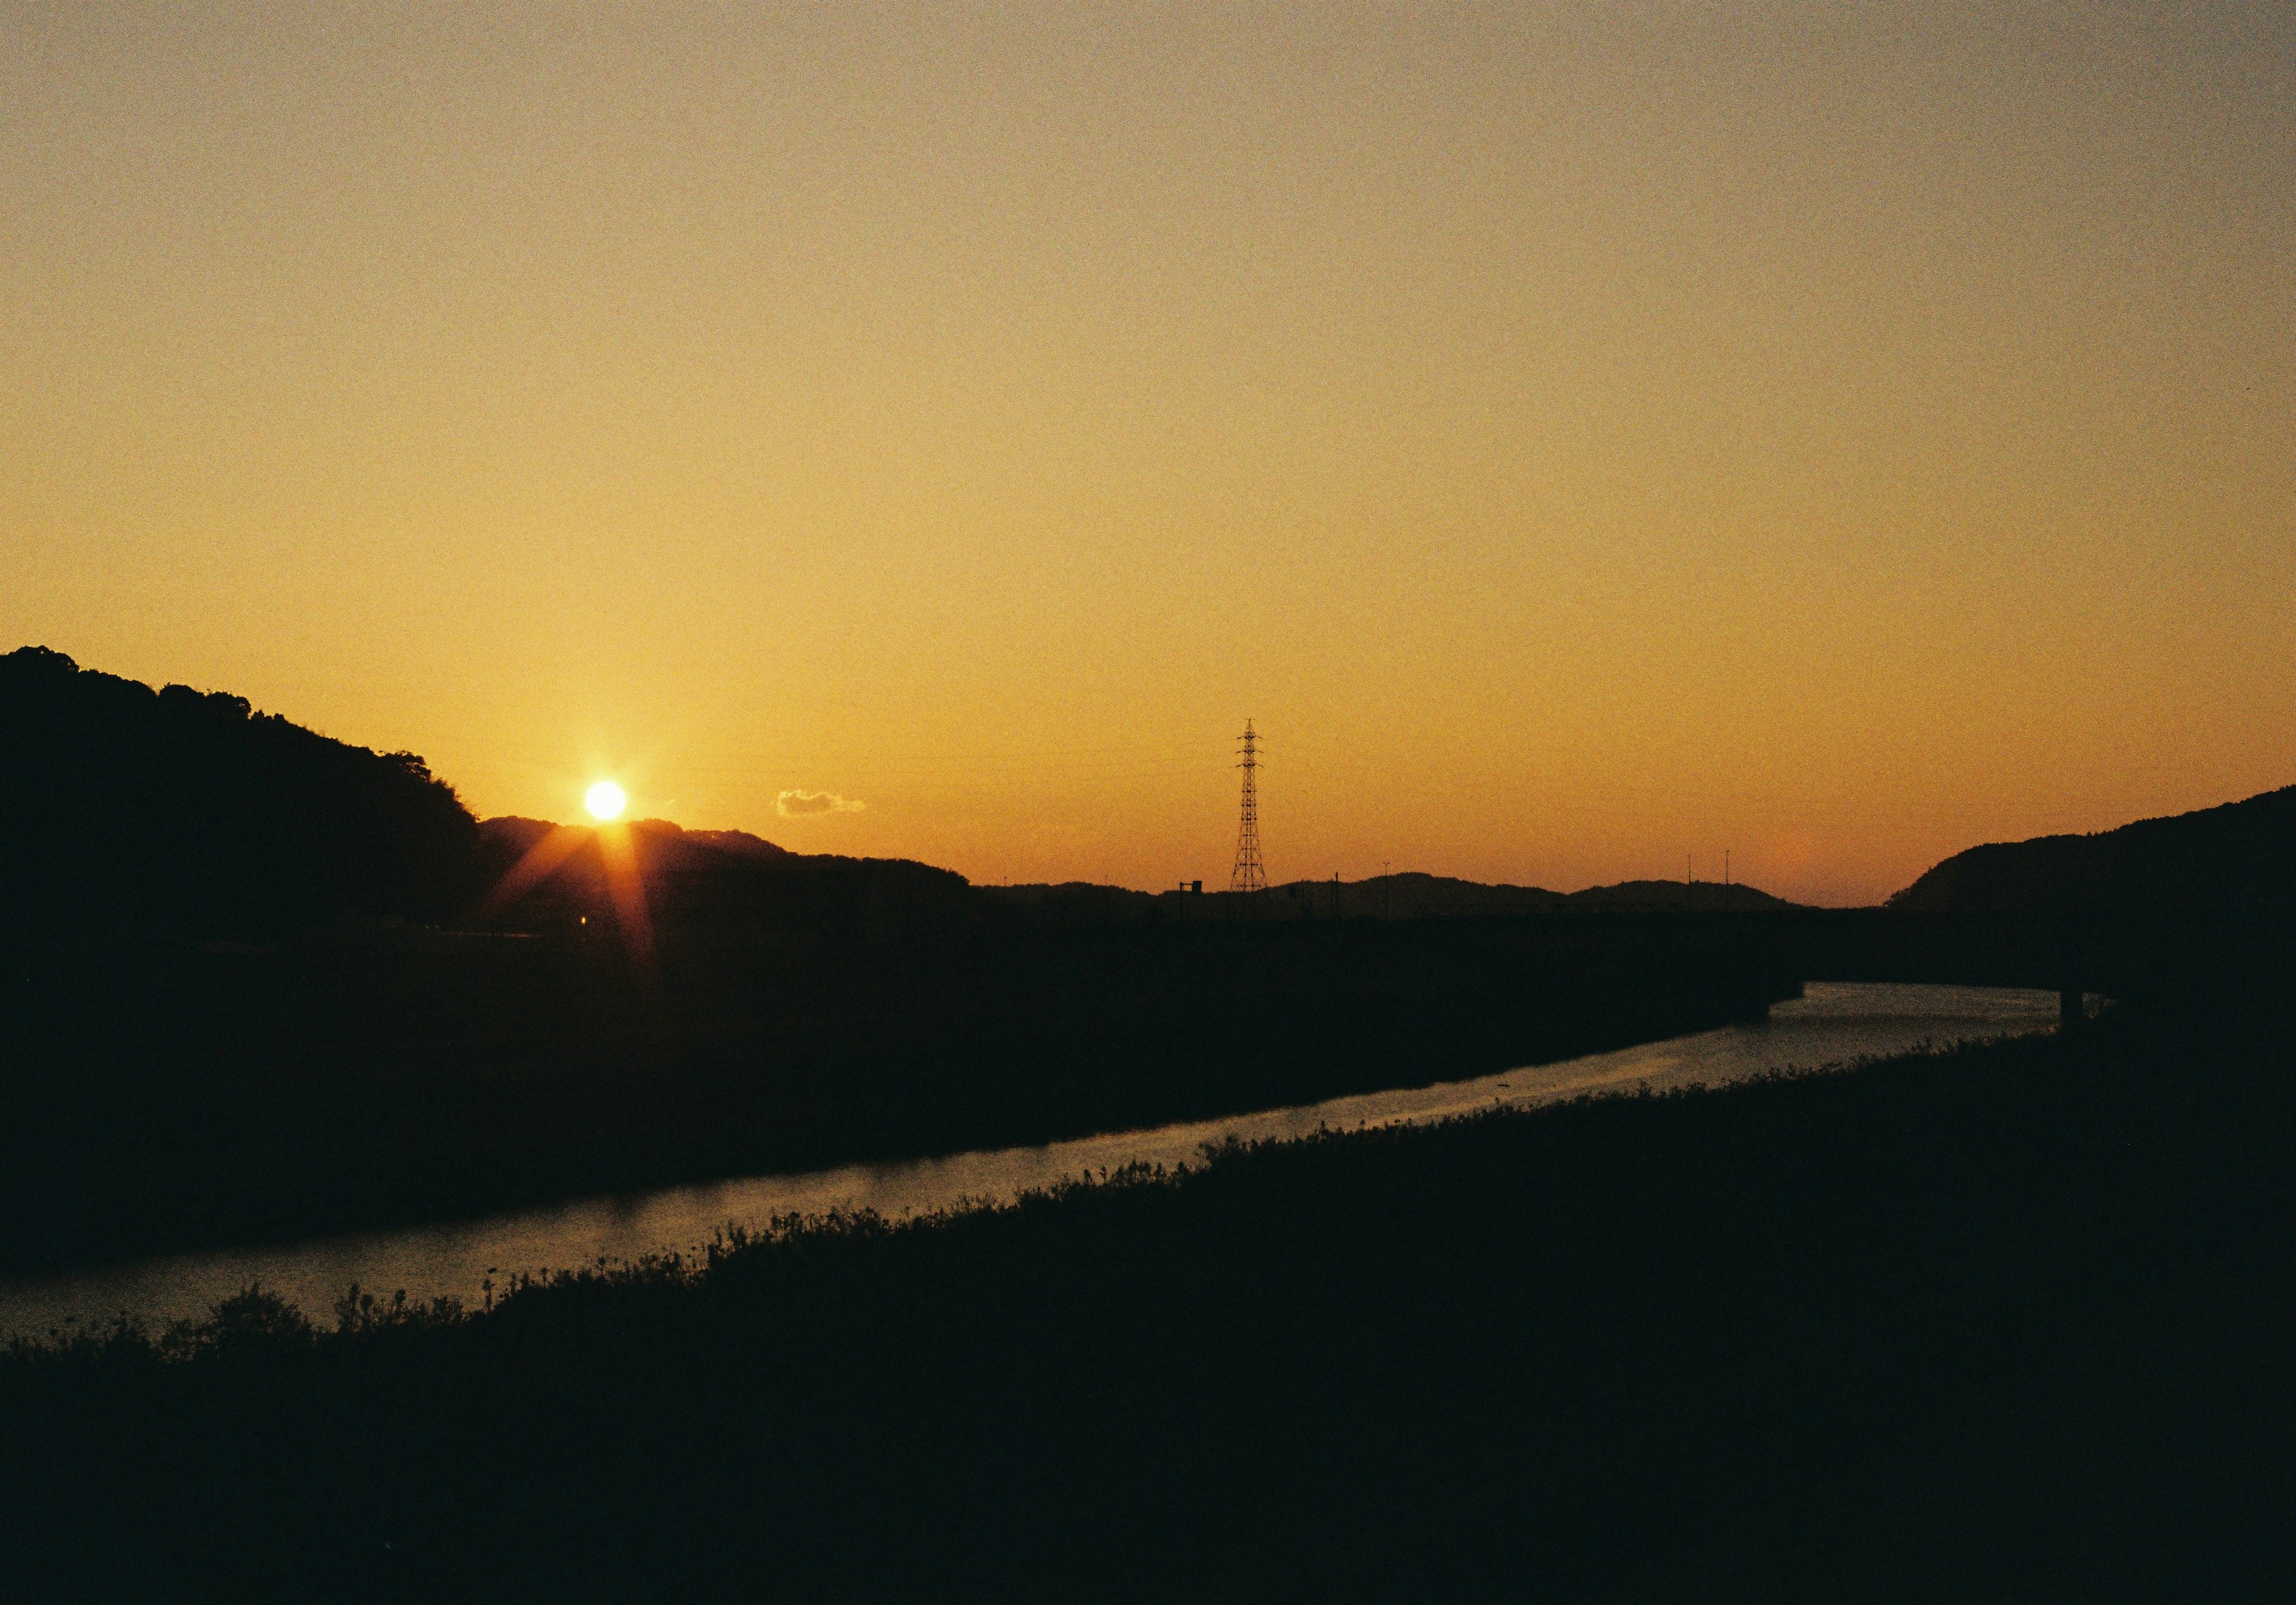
xmin=584 ymin=781 xmax=627 ymax=822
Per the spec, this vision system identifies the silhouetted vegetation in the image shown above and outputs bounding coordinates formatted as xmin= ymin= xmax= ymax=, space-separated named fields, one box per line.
xmin=1886 ymin=784 xmax=2296 ymax=915
xmin=4 ymin=998 xmax=2285 ymax=1600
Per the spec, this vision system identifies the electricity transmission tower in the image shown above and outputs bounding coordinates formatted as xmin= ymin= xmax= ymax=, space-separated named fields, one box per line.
xmin=1231 ymin=720 xmax=1266 ymax=892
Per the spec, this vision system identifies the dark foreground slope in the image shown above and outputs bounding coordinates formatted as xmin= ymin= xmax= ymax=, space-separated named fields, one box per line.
xmin=1887 ymin=784 xmax=2295 ymax=915
xmin=6 ymin=1000 xmax=2286 ymax=1602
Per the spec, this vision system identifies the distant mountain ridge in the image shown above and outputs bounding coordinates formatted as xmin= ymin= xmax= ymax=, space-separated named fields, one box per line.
xmin=475 ymin=817 xmax=789 ymax=863
xmin=470 ymin=814 xmax=970 ymax=937
xmin=1885 ymin=787 xmax=2295 ymax=916
xmin=982 ymin=872 xmax=1803 ymax=923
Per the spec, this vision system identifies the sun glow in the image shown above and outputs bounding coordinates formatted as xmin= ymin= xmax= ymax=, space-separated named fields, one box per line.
xmin=584 ymin=781 xmax=627 ymax=822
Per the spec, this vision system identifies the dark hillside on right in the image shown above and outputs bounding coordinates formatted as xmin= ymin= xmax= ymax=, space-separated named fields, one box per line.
xmin=1886 ymin=785 xmax=2295 ymax=916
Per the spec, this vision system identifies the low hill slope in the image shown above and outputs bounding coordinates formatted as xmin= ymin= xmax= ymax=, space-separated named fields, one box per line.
xmin=472 ymin=815 xmax=970 ymax=937
xmin=0 ymin=646 xmax=966 ymax=944
xmin=981 ymin=873 xmax=1804 ymax=924
xmin=1566 ymin=878 xmax=1799 ymax=913
xmin=1330 ymin=874 xmax=1801 ymax=916
xmin=1886 ymin=786 xmax=2296 ymax=916
xmin=0 ymin=646 xmax=477 ymax=938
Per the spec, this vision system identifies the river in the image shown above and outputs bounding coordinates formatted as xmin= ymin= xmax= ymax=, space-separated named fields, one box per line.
xmin=0 ymin=981 xmax=2062 ymax=1339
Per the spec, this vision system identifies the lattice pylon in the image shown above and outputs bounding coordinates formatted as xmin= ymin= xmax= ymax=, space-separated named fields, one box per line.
xmin=1231 ymin=720 xmax=1266 ymax=891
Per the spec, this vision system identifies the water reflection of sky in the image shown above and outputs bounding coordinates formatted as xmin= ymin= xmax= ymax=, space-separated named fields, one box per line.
xmin=0 ymin=983 xmax=2060 ymax=1338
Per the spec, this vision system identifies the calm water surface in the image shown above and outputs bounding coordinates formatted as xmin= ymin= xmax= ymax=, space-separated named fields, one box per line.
xmin=0 ymin=982 xmax=2059 ymax=1338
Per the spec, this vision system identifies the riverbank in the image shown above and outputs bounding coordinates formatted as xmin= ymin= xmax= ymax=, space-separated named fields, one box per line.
xmin=0 ymin=915 xmax=1798 ymax=1273
xmin=5 ymin=997 xmax=2285 ymax=1600
xmin=0 ymin=982 xmax=2057 ymax=1337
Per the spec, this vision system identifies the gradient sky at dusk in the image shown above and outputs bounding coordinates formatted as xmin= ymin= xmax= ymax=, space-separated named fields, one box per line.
xmin=5 ymin=3 xmax=2289 ymax=903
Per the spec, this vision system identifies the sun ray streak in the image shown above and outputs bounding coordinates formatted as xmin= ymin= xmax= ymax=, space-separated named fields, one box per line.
xmin=471 ymin=823 xmax=593 ymax=924
xmin=595 ymin=820 xmax=655 ymax=976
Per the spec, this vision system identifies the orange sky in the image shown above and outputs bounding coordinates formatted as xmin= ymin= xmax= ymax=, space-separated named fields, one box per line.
xmin=4 ymin=4 xmax=2289 ymax=904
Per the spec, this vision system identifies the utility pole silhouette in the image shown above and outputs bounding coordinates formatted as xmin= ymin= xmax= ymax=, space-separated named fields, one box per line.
xmin=1231 ymin=720 xmax=1266 ymax=892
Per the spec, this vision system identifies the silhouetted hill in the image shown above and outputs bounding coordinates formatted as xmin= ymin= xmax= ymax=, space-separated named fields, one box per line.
xmin=472 ymin=814 xmax=970 ymax=938
xmin=1886 ymin=786 xmax=2296 ymax=915
xmin=982 ymin=872 xmax=1805 ymax=924
xmin=1269 ymin=873 xmax=1802 ymax=917
xmin=1565 ymin=878 xmax=1799 ymax=913
xmin=0 ymin=646 xmax=477 ymax=940
xmin=8 ymin=647 xmax=1819 ymax=947
xmin=0 ymin=644 xmax=969 ymax=946
xmin=682 ymin=827 xmax=791 ymax=861
xmin=473 ymin=815 xmax=793 ymax=876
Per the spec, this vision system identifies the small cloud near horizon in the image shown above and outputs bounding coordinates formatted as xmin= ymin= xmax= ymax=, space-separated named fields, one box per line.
xmin=778 ymin=789 xmax=864 ymax=817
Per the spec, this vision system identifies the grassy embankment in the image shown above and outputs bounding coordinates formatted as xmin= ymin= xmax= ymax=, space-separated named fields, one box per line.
xmin=3 ymin=997 xmax=2286 ymax=1600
